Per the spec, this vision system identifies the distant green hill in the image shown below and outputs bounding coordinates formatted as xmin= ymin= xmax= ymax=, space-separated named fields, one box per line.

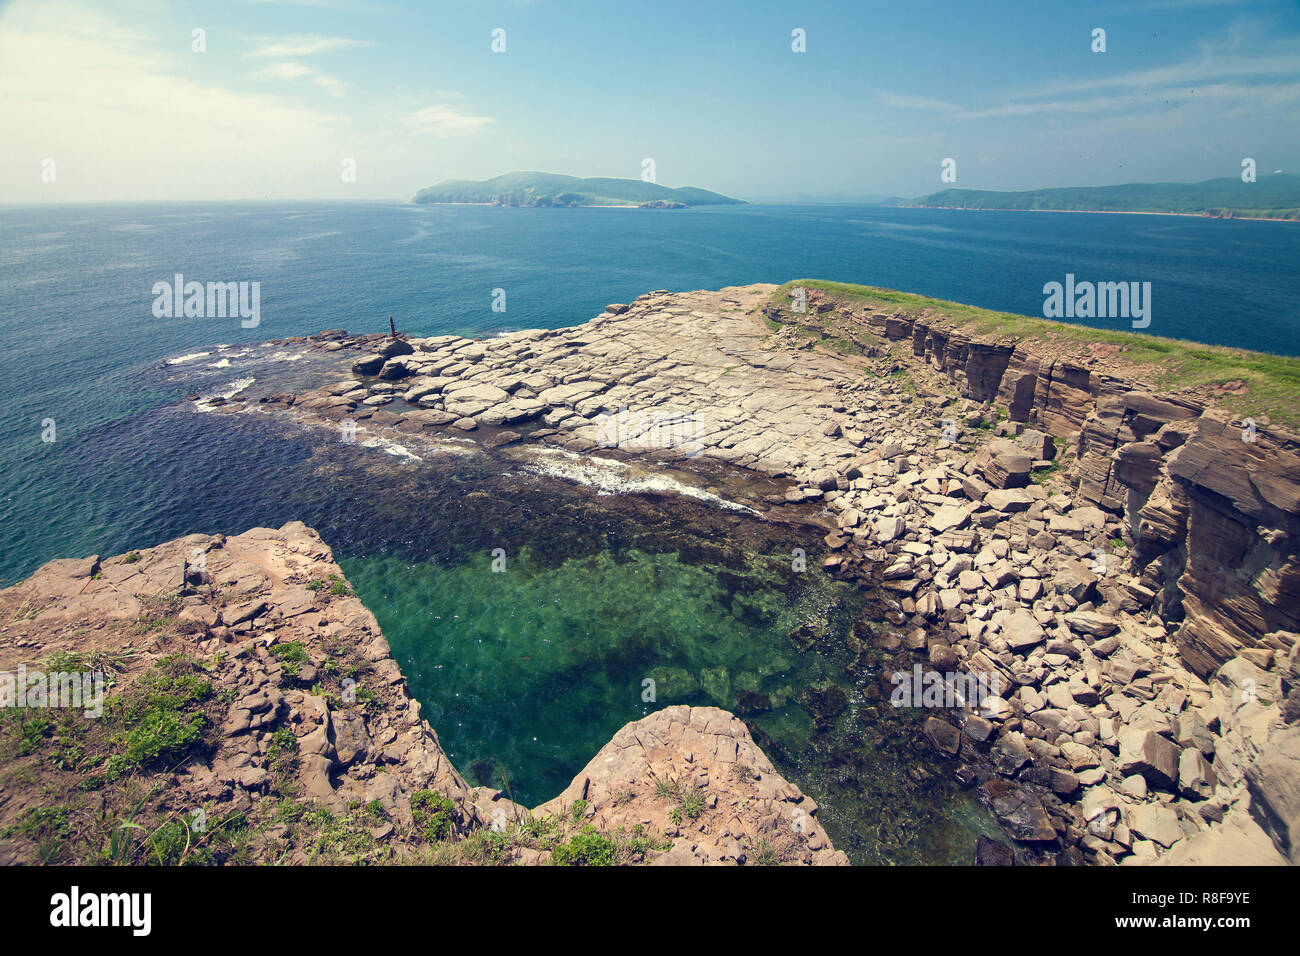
xmin=412 ymin=172 xmax=745 ymax=208
xmin=904 ymin=173 xmax=1300 ymax=220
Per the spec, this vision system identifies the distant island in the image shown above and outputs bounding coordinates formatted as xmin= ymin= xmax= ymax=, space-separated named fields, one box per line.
xmin=903 ymin=172 xmax=1299 ymax=220
xmin=411 ymin=171 xmax=745 ymax=208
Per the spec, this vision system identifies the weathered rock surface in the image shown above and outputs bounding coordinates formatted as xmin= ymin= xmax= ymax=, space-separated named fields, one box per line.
xmin=534 ymin=705 xmax=847 ymax=866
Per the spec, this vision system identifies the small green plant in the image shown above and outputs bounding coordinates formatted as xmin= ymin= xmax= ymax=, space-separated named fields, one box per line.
xmin=552 ymin=825 xmax=616 ymax=866
xmin=306 ymin=573 xmax=349 ymax=596
xmin=354 ymin=685 xmax=381 ymax=714
xmin=618 ymin=824 xmax=672 ymax=860
xmin=123 ymin=552 xmax=142 ymax=564
xmin=568 ymin=799 xmax=587 ymax=824
xmin=410 ymin=789 xmax=455 ymax=842
xmin=265 ymin=726 xmax=299 ymax=787
xmin=678 ymin=787 xmax=706 ymax=822
xmin=270 ymin=641 xmax=309 ymax=680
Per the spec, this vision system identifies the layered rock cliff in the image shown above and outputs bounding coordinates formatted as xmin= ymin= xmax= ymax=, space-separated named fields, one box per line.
xmin=763 ymin=285 xmax=1300 ymax=865
xmin=779 ymin=294 xmax=1300 ymax=679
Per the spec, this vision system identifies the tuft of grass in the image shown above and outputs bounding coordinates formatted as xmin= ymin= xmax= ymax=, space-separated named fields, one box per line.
xmin=678 ymin=787 xmax=706 ymax=821
xmin=306 ymin=573 xmax=350 ymax=596
xmin=749 ymin=838 xmax=782 ymax=866
xmin=653 ymin=778 xmax=680 ymax=800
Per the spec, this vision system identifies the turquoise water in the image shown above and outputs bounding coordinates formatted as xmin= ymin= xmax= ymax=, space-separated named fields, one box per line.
xmin=339 ymin=544 xmax=1002 ymax=864
xmin=340 ymin=547 xmax=848 ymax=803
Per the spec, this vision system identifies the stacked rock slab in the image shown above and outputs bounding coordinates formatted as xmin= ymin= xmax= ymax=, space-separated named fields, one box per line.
xmin=865 ymin=304 xmax=1299 ymax=678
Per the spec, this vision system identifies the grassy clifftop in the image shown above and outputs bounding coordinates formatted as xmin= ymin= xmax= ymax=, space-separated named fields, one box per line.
xmin=771 ymin=279 xmax=1300 ymax=431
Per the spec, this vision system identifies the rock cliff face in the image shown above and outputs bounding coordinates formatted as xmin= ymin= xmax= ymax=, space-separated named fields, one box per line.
xmin=855 ymin=308 xmax=1300 ymax=680
xmin=761 ymin=286 xmax=1299 ymax=865
xmin=0 ymin=524 xmax=842 ymax=866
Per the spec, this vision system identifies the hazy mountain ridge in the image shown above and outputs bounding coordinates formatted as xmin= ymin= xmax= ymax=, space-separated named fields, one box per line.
xmin=412 ymin=171 xmax=745 ymax=208
xmin=904 ymin=173 xmax=1300 ymax=219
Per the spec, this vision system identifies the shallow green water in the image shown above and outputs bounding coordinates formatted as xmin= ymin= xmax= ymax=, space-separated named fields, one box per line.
xmin=341 ymin=547 xmax=851 ymax=798
xmin=342 ymin=542 xmax=1002 ymax=864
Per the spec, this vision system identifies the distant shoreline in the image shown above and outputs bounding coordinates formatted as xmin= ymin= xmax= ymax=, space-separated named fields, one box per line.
xmin=410 ymin=201 xmax=671 ymax=209
xmin=905 ymin=204 xmax=1298 ymax=223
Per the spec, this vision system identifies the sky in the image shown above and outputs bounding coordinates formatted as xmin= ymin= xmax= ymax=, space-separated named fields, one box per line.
xmin=1 ymin=0 xmax=1297 ymax=202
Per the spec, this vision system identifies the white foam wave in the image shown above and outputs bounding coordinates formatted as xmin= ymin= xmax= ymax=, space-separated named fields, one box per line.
xmin=360 ymin=436 xmax=423 ymax=462
xmin=194 ymin=377 xmax=256 ymax=410
xmin=166 ymin=351 xmax=211 ymax=365
xmin=519 ymin=447 xmax=759 ymax=514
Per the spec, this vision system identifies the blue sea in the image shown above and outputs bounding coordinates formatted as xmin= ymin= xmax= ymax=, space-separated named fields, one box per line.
xmin=3 ymin=201 xmax=1298 ymax=582
xmin=1 ymin=201 xmax=1296 ymax=860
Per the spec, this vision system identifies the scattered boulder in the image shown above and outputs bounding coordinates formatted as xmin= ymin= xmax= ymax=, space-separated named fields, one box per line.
xmin=974 ymin=439 xmax=1033 ymax=489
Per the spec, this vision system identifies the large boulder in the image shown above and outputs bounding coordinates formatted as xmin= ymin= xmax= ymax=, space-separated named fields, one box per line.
xmin=1244 ymin=725 xmax=1300 ymax=863
xmin=1117 ymin=727 xmax=1182 ymax=790
xmin=984 ymin=488 xmax=1034 ymax=513
xmin=974 ymin=438 xmax=1033 ymax=489
xmin=378 ymin=356 xmax=419 ymax=380
xmin=351 ymin=353 xmax=385 ymax=376
xmin=980 ymin=779 xmax=1057 ymax=842
xmin=1001 ymin=610 xmax=1045 ymax=652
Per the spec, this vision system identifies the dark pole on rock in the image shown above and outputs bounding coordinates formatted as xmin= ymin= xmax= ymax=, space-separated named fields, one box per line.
xmin=389 ymin=314 xmax=397 ymax=338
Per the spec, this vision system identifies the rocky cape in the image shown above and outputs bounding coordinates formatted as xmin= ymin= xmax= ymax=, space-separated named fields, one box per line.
xmin=5 ymin=281 xmax=1298 ymax=866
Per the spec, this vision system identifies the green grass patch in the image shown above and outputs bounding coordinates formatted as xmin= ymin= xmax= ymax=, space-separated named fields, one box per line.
xmin=551 ymin=825 xmax=617 ymax=866
xmin=102 ymin=655 xmax=213 ymax=780
xmin=410 ymin=789 xmax=456 ymax=842
xmin=270 ymin=640 xmax=309 ymax=680
xmin=772 ymin=279 xmax=1300 ymax=429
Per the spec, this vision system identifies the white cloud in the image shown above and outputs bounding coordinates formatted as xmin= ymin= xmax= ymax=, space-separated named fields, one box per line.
xmin=403 ymin=104 xmax=494 ymax=135
xmin=878 ymin=34 xmax=1300 ymax=127
xmin=255 ymin=60 xmax=346 ymax=96
xmin=0 ymin=0 xmax=350 ymax=200
xmin=877 ymin=93 xmax=962 ymax=113
xmin=248 ymin=34 xmax=371 ymax=57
